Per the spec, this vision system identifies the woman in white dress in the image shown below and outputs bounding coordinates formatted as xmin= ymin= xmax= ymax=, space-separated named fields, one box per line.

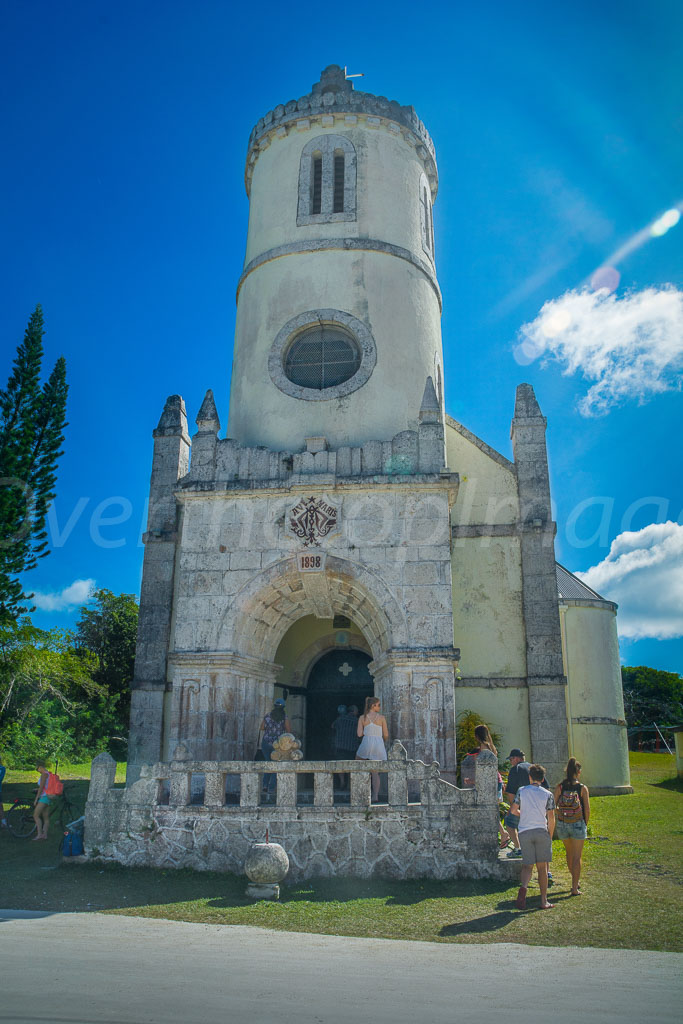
xmin=356 ymin=696 xmax=389 ymax=802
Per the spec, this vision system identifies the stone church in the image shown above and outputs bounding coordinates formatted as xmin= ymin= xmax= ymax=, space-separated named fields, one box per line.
xmin=127 ymin=64 xmax=630 ymax=796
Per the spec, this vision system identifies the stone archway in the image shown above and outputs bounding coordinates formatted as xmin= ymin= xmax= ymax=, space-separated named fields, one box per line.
xmin=225 ymin=554 xmax=408 ymax=662
xmin=166 ymin=555 xmax=408 ymax=762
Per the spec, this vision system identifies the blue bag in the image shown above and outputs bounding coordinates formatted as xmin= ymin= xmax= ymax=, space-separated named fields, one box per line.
xmin=62 ymin=831 xmax=84 ymax=856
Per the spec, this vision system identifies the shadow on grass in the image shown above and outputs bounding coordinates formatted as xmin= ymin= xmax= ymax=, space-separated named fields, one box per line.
xmin=201 ymin=876 xmax=511 ymax=912
xmin=438 ymin=891 xmax=577 ymax=936
xmin=653 ymin=776 xmax=683 ymax=793
xmin=439 ymin=910 xmax=518 ymax=936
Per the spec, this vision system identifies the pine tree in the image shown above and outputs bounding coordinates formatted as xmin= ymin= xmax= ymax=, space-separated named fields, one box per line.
xmin=0 ymin=306 xmax=68 ymax=622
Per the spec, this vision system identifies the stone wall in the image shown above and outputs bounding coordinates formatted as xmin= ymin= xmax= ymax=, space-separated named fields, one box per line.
xmin=86 ymin=747 xmax=514 ymax=882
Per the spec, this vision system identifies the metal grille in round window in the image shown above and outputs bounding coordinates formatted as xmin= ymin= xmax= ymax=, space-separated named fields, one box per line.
xmin=284 ymin=325 xmax=361 ymax=390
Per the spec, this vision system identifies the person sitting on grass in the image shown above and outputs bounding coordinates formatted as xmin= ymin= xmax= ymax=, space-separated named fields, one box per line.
xmin=32 ymin=761 xmax=52 ymax=841
xmin=511 ymin=763 xmax=555 ymax=910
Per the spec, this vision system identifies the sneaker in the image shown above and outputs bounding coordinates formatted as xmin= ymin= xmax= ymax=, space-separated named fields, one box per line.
xmin=506 ymin=848 xmax=522 ymax=859
xmin=515 ymin=887 xmax=527 ymax=910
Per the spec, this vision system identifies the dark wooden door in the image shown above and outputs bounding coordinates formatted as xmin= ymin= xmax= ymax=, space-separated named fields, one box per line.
xmin=305 ymin=649 xmax=373 ymax=760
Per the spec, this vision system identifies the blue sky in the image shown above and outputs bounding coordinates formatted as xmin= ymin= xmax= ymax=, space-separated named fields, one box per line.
xmin=1 ymin=0 xmax=681 ymax=672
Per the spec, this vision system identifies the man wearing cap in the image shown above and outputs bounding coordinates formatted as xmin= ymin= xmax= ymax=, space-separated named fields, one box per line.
xmin=504 ymin=749 xmax=529 ymax=857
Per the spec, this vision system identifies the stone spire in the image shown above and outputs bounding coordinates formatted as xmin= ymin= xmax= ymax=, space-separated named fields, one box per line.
xmin=510 ymin=381 xmax=568 ymax=779
xmin=419 ymin=376 xmax=440 ymax=424
xmin=195 ymin=389 xmax=220 ymax=434
xmin=131 ymin=393 xmax=191 ymax=780
xmin=417 ymin=376 xmax=445 ymax=471
xmin=510 ymin=383 xmax=549 ymax=522
xmin=154 ymin=394 xmax=189 ymax=438
xmin=512 ymin=382 xmax=545 ymax=423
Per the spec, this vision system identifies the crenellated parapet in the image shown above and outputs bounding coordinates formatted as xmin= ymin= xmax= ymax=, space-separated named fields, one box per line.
xmin=245 ymin=64 xmax=438 ymax=198
xmin=185 ymin=378 xmax=448 ymax=489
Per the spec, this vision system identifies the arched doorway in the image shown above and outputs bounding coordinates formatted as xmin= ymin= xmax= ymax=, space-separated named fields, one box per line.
xmin=305 ymin=649 xmax=373 ymax=760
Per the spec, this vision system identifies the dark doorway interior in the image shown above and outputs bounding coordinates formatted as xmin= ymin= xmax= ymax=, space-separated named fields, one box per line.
xmin=305 ymin=648 xmax=373 ymax=760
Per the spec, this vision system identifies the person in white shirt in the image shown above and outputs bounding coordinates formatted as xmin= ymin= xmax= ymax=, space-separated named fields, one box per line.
xmin=510 ymin=763 xmax=555 ymax=910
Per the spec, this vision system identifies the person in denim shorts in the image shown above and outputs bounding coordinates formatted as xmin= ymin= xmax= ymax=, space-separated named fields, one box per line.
xmin=554 ymin=757 xmax=590 ymax=896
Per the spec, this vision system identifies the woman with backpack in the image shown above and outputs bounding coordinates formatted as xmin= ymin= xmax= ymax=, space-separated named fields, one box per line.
xmin=554 ymin=757 xmax=590 ymax=896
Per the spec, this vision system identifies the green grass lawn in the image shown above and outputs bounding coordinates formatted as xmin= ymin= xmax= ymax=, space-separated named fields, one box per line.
xmin=2 ymin=753 xmax=681 ymax=951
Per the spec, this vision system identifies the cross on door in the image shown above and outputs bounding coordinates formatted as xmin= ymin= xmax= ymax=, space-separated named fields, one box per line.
xmin=338 ymin=662 xmax=353 ymax=677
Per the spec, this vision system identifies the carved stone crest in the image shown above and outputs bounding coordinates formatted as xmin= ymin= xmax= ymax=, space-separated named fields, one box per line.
xmin=287 ymin=495 xmax=339 ymax=547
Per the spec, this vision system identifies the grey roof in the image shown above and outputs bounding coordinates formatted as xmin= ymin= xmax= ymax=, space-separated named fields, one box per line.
xmin=556 ymin=563 xmax=607 ymax=602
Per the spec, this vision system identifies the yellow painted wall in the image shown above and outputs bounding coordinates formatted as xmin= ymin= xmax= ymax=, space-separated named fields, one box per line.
xmin=446 ymin=420 xmax=518 ymax=525
xmin=560 ymin=602 xmax=631 ymax=790
xmin=454 ymin=686 xmax=531 ymax=765
xmin=274 ymin=615 xmax=367 ymax=686
xmin=451 ymin=536 xmax=527 ymax=678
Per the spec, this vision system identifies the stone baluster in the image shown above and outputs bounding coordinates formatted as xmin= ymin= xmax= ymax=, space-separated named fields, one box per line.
xmin=88 ymin=752 xmax=117 ymax=802
xmin=276 ymin=770 xmax=297 ymax=807
xmin=350 ymin=769 xmax=371 ymax=806
xmin=204 ymin=771 xmax=225 ymax=808
xmin=474 ymin=749 xmax=499 ymax=804
xmin=240 ymin=771 xmax=260 ymax=807
xmin=314 ymin=771 xmax=334 ymax=807
xmin=387 ymin=764 xmax=407 ymax=805
xmin=169 ymin=771 xmax=190 ymax=806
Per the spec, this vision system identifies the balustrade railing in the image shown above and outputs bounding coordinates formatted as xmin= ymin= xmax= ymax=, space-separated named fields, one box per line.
xmin=140 ymin=740 xmax=453 ymax=811
xmin=88 ymin=743 xmax=498 ymax=815
xmin=153 ymin=756 xmax=435 ymax=809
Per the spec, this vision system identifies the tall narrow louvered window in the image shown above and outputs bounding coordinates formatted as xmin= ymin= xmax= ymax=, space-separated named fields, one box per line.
xmin=284 ymin=324 xmax=361 ymax=390
xmin=419 ymin=173 xmax=435 ymax=260
xmin=423 ymin=187 xmax=431 ymax=253
xmin=333 ymin=152 xmax=345 ymax=213
xmin=298 ymin=135 xmax=356 ymax=225
xmin=311 ymin=155 xmax=323 ymax=215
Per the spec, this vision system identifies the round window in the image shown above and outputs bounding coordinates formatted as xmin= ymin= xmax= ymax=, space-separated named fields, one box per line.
xmin=284 ymin=324 xmax=361 ymax=390
xmin=269 ymin=309 xmax=376 ymax=402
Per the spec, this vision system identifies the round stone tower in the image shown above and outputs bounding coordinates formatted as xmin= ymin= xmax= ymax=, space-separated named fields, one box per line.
xmin=227 ymin=64 xmax=444 ymax=450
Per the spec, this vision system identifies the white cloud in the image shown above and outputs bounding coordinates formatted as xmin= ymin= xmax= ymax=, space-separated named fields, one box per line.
xmin=516 ymin=286 xmax=683 ymax=415
xmin=31 ymin=578 xmax=96 ymax=612
xmin=577 ymin=522 xmax=683 ymax=639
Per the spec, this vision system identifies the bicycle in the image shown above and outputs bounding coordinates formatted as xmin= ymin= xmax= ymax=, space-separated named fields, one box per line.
xmin=6 ymin=784 xmax=83 ymax=840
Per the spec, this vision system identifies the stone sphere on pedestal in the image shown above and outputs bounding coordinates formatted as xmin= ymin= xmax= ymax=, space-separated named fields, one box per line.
xmin=245 ymin=841 xmax=289 ymax=900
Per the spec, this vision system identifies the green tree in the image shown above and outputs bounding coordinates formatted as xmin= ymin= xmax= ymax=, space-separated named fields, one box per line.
xmin=621 ymin=665 xmax=683 ymax=730
xmin=74 ymin=589 xmax=138 ymax=735
xmin=0 ymin=618 xmax=103 ymax=767
xmin=0 ymin=306 xmax=68 ymax=622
